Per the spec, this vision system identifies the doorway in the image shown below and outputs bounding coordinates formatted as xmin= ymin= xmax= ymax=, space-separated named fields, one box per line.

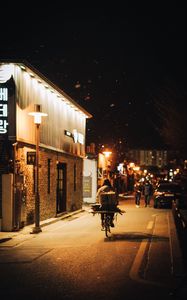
xmin=56 ymin=162 xmax=67 ymax=214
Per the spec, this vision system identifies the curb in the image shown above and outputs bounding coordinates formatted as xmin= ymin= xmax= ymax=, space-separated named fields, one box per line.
xmin=40 ymin=208 xmax=85 ymax=227
xmin=0 ymin=208 xmax=86 ymax=245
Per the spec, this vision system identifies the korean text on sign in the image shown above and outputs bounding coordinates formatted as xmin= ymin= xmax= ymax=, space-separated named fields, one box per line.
xmin=0 ymin=88 xmax=8 ymax=134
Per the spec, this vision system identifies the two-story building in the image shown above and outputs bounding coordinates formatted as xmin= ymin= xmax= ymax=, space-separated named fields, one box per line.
xmin=0 ymin=61 xmax=92 ymax=231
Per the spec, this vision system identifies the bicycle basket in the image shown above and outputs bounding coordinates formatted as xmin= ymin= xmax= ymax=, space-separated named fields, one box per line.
xmin=100 ymin=192 xmax=117 ymax=205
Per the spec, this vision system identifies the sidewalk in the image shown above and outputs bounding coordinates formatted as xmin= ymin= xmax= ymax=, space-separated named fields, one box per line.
xmin=172 ymin=202 xmax=187 ymax=267
xmin=0 ymin=207 xmax=87 ymax=246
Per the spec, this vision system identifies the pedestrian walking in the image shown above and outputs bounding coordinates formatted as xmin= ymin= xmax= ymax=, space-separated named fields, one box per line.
xmin=134 ymin=182 xmax=142 ymax=207
xmin=113 ymin=172 xmax=123 ymax=199
xmin=143 ymin=180 xmax=153 ymax=207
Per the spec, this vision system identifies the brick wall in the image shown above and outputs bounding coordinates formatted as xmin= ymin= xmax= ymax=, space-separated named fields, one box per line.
xmin=16 ymin=146 xmax=83 ymax=225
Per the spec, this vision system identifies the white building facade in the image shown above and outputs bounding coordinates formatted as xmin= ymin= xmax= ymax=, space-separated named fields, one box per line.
xmin=0 ymin=61 xmax=92 ymax=231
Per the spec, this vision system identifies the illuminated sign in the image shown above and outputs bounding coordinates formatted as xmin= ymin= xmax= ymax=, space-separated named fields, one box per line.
xmin=0 ymin=64 xmax=13 ymax=83
xmin=72 ymin=129 xmax=84 ymax=144
xmin=72 ymin=129 xmax=78 ymax=143
xmin=64 ymin=130 xmax=72 ymax=137
xmin=78 ymin=132 xmax=84 ymax=144
xmin=0 ymin=87 xmax=8 ymax=134
xmin=65 ymin=129 xmax=84 ymax=145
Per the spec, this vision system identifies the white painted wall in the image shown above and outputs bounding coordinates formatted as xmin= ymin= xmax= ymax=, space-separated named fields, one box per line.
xmin=83 ymin=158 xmax=97 ymax=204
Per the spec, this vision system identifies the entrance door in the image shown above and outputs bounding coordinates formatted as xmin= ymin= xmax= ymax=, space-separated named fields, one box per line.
xmin=56 ymin=163 xmax=67 ymax=214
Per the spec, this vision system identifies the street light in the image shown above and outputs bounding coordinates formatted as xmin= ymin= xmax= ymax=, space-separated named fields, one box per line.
xmin=102 ymin=150 xmax=112 ymax=179
xmin=102 ymin=151 xmax=112 ymax=158
xmin=28 ymin=104 xmax=47 ymax=233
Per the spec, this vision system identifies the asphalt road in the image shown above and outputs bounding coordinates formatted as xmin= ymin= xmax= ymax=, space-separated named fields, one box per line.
xmin=0 ymin=197 xmax=186 ymax=300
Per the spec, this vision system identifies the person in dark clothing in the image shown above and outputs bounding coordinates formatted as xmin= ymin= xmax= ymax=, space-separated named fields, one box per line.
xmin=113 ymin=172 xmax=123 ymax=199
xmin=143 ymin=181 xmax=153 ymax=207
xmin=96 ymin=179 xmax=116 ymax=229
xmin=134 ymin=182 xmax=142 ymax=207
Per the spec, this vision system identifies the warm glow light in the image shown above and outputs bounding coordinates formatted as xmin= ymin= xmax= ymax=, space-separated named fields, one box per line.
xmin=129 ymin=162 xmax=135 ymax=168
xmin=28 ymin=112 xmax=48 ymax=124
xmin=133 ymin=166 xmax=140 ymax=171
xmin=103 ymin=151 xmax=112 ymax=158
xmin=17 ymin=63 xmax=90 ymax=119
xmin=28 ymin=104 xmax=48 ymax=124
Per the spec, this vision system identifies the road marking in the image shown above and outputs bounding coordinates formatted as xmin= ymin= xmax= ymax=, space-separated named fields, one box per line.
xmin=129 ymin=239 xmax=148 ymax=282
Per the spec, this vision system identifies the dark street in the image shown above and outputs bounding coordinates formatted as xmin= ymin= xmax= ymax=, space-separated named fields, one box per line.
xmin=0 ymin=5 xmax=186 ymax=300
xmin=0 ymin=197 xmax=186 ymax=300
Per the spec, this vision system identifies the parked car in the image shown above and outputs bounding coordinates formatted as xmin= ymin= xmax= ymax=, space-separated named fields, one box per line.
xmin=153 ymin=182 xmax=182 ymax=208
xmin=174 ymin=180 xmax=187 ymax=209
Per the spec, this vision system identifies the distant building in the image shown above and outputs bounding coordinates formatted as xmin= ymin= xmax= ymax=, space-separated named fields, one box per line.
xmin=86 ymin=143 xmax=112 ymax=188
xmin=127 ymin=149 xmax=168 ymax=168
xmin=0 ymin=61 xmax=92 ymax=231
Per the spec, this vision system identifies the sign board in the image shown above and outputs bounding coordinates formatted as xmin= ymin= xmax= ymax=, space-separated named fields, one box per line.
xmin=27 ymin=152 xmax=36 ymax=165
xmin=65 ymin=129 xmax=84 ymax=145
xmin=0 ymin=87 xmax=8 ymax=134
xmin=83 ymin=175 xmax=92 ymax=197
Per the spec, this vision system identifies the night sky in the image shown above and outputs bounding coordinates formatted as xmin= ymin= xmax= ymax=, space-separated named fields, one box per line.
xmin=1 ymin=3 xmax=187 ymax=156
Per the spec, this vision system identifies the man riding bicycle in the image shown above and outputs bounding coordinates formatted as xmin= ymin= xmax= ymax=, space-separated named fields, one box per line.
xmin=96 ymin=179 xmax=118 ymax=229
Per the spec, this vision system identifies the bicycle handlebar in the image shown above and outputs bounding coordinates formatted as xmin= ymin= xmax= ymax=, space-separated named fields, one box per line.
xmin=90 ymin=210 xmax=126 ymax=214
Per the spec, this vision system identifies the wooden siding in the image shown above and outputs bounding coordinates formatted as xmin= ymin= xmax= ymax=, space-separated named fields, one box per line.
xmin=11 ymin=63 xmax=87 ymax=157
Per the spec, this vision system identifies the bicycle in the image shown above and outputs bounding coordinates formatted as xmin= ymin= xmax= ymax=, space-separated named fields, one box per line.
xmin=101 ymin=210 xmax=114 ymax=237
xmin=90 ymin=205 xmax=125 ymax=238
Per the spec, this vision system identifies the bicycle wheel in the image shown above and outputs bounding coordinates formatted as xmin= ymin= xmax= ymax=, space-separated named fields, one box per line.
xmin=104 ymin=215 xmax=111 ymax=238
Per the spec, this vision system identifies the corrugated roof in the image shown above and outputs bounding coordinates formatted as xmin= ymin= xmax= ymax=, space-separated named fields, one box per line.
xmin=0 ymin=59 xmax=92 ymax=119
